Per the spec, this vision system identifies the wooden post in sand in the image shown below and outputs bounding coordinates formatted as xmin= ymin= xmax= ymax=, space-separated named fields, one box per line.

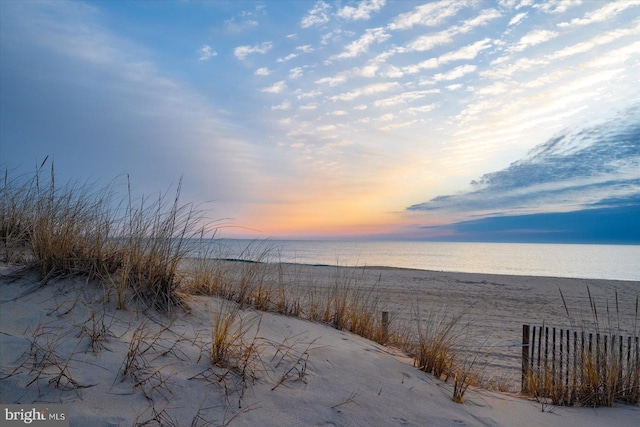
xmin=522 ymin=324 xmax=530 ymax=393
xmin=382 ymin=311 xmax=389 ymax=344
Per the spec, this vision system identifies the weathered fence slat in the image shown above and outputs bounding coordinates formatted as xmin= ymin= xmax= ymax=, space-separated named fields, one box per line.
xmin=522 ymin=325 xmax=530 ymax=393
xmin=552 ymin=328 xmax=557 ymax=388
xmin=522 ymin=324 xmax=640 ymax=404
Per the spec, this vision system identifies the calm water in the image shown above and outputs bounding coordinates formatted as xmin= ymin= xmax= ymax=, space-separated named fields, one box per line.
xmin=209 ymin=240 xmax=640 ymax=282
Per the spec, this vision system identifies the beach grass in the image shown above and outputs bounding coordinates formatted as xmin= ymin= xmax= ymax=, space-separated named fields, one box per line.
xmin=1 ymin=159 xmax=206 ymax=312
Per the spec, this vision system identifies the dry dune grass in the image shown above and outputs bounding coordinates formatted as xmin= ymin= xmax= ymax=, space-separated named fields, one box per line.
xmin=1 ymin=158 xmax=202 ymax=312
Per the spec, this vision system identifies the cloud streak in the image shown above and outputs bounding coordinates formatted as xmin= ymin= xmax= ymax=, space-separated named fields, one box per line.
xmin=405 ymin=8 xmax=501 ymax=52
xmin=409 ymin=106 xmax=640 ymax=221
xmin=234 ymin=42 xmax=272 ymax=60
xmin=337 ymin=0 xmax=386 ymax=21
xmin=558 ymin=0 xmax=640 ymax=28
xmin=333 ymin=27 xmax=390 ymax=59
xmin=329 ymin=82 xmax=399 ymax=101
xmin=388 ymin=0 xmax=470 ymax=30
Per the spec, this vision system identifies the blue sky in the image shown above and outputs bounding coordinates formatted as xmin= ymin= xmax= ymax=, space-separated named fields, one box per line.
xmin=1 ymin=0 xmax=639 ymax=241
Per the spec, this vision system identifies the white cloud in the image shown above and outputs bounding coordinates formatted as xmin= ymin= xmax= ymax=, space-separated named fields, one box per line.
xmin=234 ymin=41 xmax=272 ymax=60
xmin=407 ymin=32 xmax=453 ymax=52
xmin=446 ymin=84 xmax=463 ymax=91
xmin=329 ymin=110 xmax=349 ymax=115
xmin=300 ymin=104 xmax=318 ymax=110
xmin=380 ymin=120 xmax=418 ymax=130
xmin=198 ymin=45 xmax=217 ymax=61
xmin=333 ymin=27 xmax=390 ymax=59
xmin=457 ymin=40 xmax=640 ymax=144
xmin=499 ymin=0 xmax=518 ymax=8
xmin=329 ymin=82 xmax=399 ymax=101
xmin=407 ymin=104 xmax=437 ymax=114
xmin=272 ymin=100 xmax=291 ymax=110
xmin=480 ymin=56 xmax=546 ymax=79
xmin=404 ymin=39 xmax=491 ymax=74
xmin=457 ymin=8 xmax=502 ymax=32
xmin=289 ymin=67 xmax=304 ymax=79
xmin=301 ymin=1 xmax=331 ymax=28
xmin=389 ymin=0 xmax=470 ymax=30
xmin=316 ymin=75 xmax=348 ymax=86
xmin=418 ymin=78 xmax=437 ymax=86
xmin=296 ymin=45 xmax=314 ymax=53
xmin=512 ymin=29 xmax=559 ymax=52
xmin=535 ymin=0 xmax=583 ymax=14
xmin=337 ymin=0 xmax=386 ymax=21
xmin=558 ymin=0 xmax=640 ymax=28
xmin=584 ymin=40 xmax=640 ymax=68
xmin=383 ymin=65 xmax=404 ymax=78
xmin=516 ymin=0 xmax=536 ymax=9
xmin=319 ymin=28 xmax=357 ymax=46
xmin=475 ymin=81 xmax=510 ymax=95
xmin=255 ymin=67 xmax=271 ymax=76
xmin=296 ymin=89 xmax=322 ymax=99
xmin=439 ymin=38 xmax=493 ymax=62
xmin=261 ymin=80 xmax=287 ymax=93
xmin=508 ymin=12 xmax=527 ymax=26
xmin=354 ymin=62 xmax=380 ymax=77
xmin=550 ymin=21 xmax=640 ymax=60
xmin=406 ymin=9 xmax=500 ymax=52
xmin=403 ymin=58 xmax=439 ymax=74
xmin=351 ymin=48 xmax=405 ymax=77
xmin=433 ymin=64 xmax=478 ymax=81
xmin=490 ymin=55 xmax=510 ymax=66
xmin=373 ymin=90 xmax=438 ymax=107
xmin=483 ymin=20 xmax=640 ymax=81
xmin=278 ymin=53 xmax=298 ymax=62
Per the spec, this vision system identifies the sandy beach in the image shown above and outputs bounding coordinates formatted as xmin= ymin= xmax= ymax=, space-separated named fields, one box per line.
xmin=268 ymin=262 xmax=640 ymax=376
xmin=2 ymin=260 xmax=638 ymax=426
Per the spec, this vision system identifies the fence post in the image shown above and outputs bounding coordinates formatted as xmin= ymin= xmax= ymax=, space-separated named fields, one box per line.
xmin=552 ymin=328 xmax=557 ymax=388
xmin=522 ymin=324 xmax=530 ymax=393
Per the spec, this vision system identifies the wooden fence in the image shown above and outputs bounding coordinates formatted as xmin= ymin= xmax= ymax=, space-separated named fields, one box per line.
xmin=522 ymin=324 xmax=639 ymax=405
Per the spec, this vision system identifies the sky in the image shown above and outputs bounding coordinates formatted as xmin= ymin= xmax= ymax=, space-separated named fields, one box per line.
xmin=1 ymin=0 xmax=639 ymax=242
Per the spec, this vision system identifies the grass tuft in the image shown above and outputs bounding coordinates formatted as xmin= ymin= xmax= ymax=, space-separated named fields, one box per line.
xmin=1 ymin=159 xmax=212 ymax=312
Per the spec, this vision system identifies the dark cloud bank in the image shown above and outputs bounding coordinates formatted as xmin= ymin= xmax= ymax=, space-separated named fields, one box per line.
xmin=409 ymin=106 xmax=640 ymax=244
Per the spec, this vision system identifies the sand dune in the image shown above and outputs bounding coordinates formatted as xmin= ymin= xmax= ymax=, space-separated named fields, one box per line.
xmin=1 ymin=262 xmax=639 ymax=426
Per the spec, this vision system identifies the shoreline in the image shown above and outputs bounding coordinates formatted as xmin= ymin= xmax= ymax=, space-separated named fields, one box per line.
xmin=212 ymin=257 xmax=640 ymax=283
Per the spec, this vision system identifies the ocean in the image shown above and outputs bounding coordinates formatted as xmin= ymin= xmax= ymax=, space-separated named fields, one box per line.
xmin=208 ymin=240 xmax=640 ymax=282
